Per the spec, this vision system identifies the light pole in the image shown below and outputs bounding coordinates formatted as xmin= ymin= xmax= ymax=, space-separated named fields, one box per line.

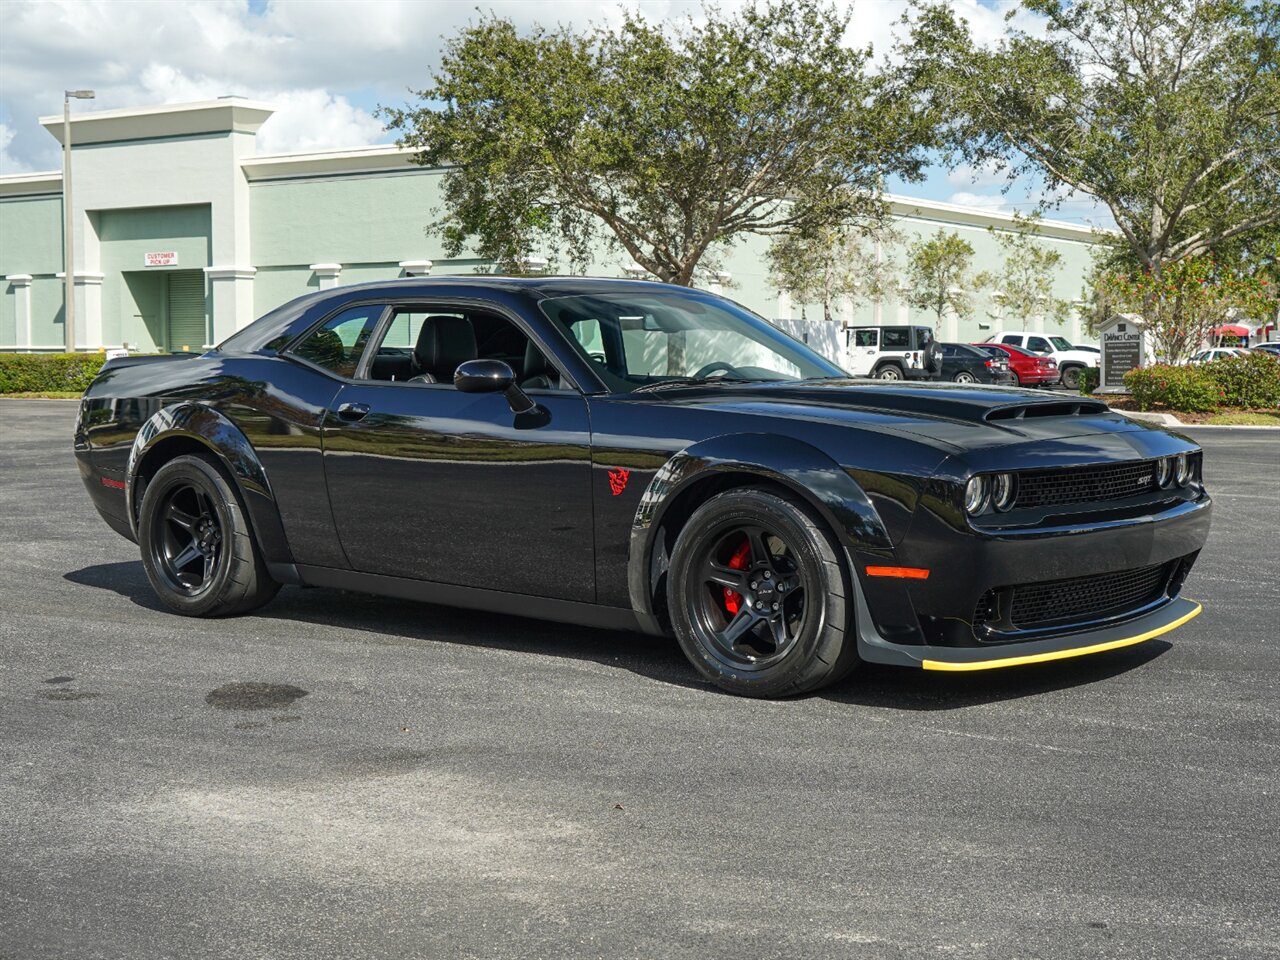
xmin=62 ymin=89 xmax=94 ymax=352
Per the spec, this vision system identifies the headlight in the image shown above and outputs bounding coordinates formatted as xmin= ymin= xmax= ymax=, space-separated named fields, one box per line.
xmin=1175 ymin=453 xmax=1190 ymax=486
xmin=964 ymin=476 xmax=989 ymax=515
xmin=1155 ymin=457 xmax=1173 ymax=488
xmin=991 ymin=472 xmax=1017 ymax=511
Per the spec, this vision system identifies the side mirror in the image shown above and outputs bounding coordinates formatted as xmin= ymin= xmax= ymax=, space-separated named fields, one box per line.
xmin=453 ymin=359 xmax=536 ymax=414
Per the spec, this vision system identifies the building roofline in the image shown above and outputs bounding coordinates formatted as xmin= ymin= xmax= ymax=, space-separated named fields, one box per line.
xmin=39 ymin=98 xmax=275 ymax=147
xmin=0 ymin=170 xmax=63 ymax=198
xmin=886 ymin=192 xmax=1112 ymax=240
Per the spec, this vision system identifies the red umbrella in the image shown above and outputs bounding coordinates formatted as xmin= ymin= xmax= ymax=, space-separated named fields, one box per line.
xmin=1210 ymin=324 xmax=1250 ymax=337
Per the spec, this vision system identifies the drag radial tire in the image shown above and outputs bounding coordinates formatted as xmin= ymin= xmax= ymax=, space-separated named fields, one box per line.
xmin=138 ymin=453 xmax=280 ymax=617
xmin=668 ymin=488 xmax=857 ymax=697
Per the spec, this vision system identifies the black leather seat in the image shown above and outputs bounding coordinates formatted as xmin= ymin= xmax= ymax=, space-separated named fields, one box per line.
xmin=521 ymin=340 xmax=559 ymax=390
xmin=409 ymin=316 xmax=477 ymax=383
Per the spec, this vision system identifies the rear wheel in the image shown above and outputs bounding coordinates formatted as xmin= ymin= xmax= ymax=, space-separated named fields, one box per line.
xmin=138 ymin=454 xmax=280 ymax=617
xmin=953 ymin=370 xmax=977 ymax=383
xmin=874 ymin=364 xmax=903 ymax=381
xmin=668 ymin=488 xmax=856 ymax=697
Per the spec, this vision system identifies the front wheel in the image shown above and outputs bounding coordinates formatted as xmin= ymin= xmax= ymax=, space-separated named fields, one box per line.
xmin=1060 ymin=366 xmax=1081 ymax=389
xmin=138 ymin=454 xmax=280 ymax=617
xmin=668 ymin=488 xmax=857 ymax=697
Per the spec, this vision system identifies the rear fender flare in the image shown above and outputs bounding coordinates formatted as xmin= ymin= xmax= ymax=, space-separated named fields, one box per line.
xmin=626 ymin=433 xmax=893 ymax=632
xmin=126 ymin=403 xmax=294 ymax=569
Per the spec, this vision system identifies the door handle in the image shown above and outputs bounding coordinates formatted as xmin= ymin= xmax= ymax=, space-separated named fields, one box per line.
xmin=336 ymin=402 xmax=371 ymax=422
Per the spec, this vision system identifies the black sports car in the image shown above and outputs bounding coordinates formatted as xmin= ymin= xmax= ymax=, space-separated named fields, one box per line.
xmin=75 ymin=278 xmax=1211 ymax=697
xmin=939 ymin=342 xmax=1016 ymax=385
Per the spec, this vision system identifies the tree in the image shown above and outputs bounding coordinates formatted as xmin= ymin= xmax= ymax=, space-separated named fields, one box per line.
xmin=903 ymin=0 xmax=1280 ymax=278
xmin=767 ymin=221 xmax=899 ymax=322
xmin=380 ymin=1 xmax=930 ymax=285
xmin=1099 ymin=256 xmax=1273 ymax=362
xmin=977 ymin=220 xmax=1073 ymax=330
xmin=904 ymin=229 xmax=976 ymax=333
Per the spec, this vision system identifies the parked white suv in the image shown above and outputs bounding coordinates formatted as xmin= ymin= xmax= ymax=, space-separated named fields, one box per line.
xmin=847 ymin=325 xmax=942 ymax=380
xmin=984 ymin=331 xmax=1099 ymax=389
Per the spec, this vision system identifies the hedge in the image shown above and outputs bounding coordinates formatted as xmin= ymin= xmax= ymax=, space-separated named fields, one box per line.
xmin=0 ymin=353 xmax=106 ymax=394
xmin=1201 ymin=352 xmax=1280 ymax=409
xmin=1124 ymin=364 xmax=1222 ymax=412
xmin=1078 ymin=367 xmax=1099 ymax=395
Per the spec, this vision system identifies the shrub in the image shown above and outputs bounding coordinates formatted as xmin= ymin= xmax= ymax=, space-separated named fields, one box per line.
xmin=1124 ymin=364 xmax=1222 ymax=412
xmin=0 ymin=352 xmax=105 ymax=394
xmin=1201 ymin=352 xmax=1280 ymax=409
xmin=1078 ymin=367 xmax=1099 ymax=395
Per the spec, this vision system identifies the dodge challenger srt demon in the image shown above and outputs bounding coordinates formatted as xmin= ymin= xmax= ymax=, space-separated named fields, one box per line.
xmin=75 ymin=277 xmax=1211 ymax=697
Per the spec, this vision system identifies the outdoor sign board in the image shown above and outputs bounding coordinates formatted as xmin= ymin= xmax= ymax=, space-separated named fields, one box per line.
xmin=1100 ymin=316 xmax=1145 ymax=390
xmin=144 ymin=252 xmax=178 ymax=267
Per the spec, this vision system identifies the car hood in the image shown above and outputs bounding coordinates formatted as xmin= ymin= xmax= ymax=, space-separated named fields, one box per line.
xmin=649 ymin=378 xmax=1148 ymax=451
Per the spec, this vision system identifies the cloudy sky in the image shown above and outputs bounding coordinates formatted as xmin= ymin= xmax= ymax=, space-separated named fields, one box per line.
xmin=0 ymin=0 xmax=1107 ymax=224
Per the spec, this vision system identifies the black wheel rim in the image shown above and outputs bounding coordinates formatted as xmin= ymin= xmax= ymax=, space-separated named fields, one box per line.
xmin=150 ymin=482 xmax=223 ymax=596
xmin=687 ymin=523 xmax=810 ymax=670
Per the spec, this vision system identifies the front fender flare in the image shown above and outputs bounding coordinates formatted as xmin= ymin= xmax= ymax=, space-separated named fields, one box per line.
xmin=626 ymin=433 xmax=894 ymax=633
xmin=126 ymin=402 xmax=294 ymax=570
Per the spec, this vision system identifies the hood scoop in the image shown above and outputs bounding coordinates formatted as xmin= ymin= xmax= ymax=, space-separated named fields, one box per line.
xmin=984 ymin=400 xmax=1110 ymax=422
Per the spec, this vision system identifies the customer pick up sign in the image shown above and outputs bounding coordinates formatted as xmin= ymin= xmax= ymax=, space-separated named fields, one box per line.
xmin=1100 ymin=316 xmax=1145 ymax=389
xmin=144 ymin=251 xmax=178 ymax=267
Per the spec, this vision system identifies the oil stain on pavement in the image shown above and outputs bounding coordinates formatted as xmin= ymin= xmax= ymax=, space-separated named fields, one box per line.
xmin=205 ymin=682 xmax=309 ymax=710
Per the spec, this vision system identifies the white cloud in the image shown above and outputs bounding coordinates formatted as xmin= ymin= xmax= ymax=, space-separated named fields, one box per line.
xmin=948 ymin=190 xmax=1012 ymax=212
xmin=0 ymin=123 xmax=34 ymax=175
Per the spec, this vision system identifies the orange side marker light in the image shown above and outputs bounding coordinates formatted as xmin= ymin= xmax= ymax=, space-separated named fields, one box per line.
xmin=865 ymin=566 xmax=930 ymax=580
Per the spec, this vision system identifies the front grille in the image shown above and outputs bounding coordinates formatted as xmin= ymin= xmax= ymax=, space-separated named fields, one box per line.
xmin=1015 ymin=460 xmax=1157 ymax=509
xmin=974 ymin=561 xmax=1173 ymax=632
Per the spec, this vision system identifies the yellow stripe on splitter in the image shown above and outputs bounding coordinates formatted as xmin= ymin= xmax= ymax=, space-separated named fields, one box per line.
xmin=921 ymin=602 xmax=1202 ymax=672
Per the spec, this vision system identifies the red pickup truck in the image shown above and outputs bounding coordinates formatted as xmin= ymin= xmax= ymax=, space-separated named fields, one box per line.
xmin=972 ymin=343 xmax=1059 ymax=387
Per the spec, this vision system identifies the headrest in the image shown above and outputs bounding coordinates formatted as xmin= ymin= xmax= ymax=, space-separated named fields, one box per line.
xmin=413 ymin=315 xmax=477 ymax=378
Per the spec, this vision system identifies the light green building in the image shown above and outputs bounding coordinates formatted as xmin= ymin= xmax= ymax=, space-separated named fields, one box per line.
xmin=0 ymin=98 xmax=1102 ymax=355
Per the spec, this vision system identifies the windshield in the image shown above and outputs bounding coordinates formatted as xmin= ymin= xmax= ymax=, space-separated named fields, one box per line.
xmin=1049 ymin=336 xmax=1073 ymax=351
xmin=538 ymin=292 xmax=844 ymax=393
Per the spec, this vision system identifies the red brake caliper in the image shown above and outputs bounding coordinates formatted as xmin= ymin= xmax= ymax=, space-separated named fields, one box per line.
xmin=722 ymin=537 xmax=752 ymax=615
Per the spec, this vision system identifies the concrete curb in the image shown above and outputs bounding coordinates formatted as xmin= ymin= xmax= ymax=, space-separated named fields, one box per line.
xmin=1108 ymin=406 xmax=1280 ymax=429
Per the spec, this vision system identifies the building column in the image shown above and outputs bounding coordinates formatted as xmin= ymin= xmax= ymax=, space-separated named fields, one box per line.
xmin=310 ymin=263 xmax=342 ymax=290
xmin=56 ymin=271 xmax=104 ymax=349
xmin=205 ymin=266 xmax=256 ymax=343
xmin=399 ymin=259 xmax=433 ymax=277
xmin=6 ymin=275 xmax=33 ymax=348
xmin=776 ymin=290 xmax=792 ymax=321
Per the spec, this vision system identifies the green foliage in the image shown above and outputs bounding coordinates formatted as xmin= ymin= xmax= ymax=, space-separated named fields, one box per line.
xmin=767 ymin=223 xmax=898 ymax=322
xmin=903 ymin=0 xmax=1280 ymax=274
xmin=0 ymin=353 xmax=105 ymax=394
xmin=381 ymin=0 xmax=931 ymax=284
xmin=904 ymin=229 xmax=976 ymax=333
xmin=1100 ymin=256 xmax=1273 ymax=364
xmin=1123 ymin=364 xmax=1222 ymax=412
xmin=975 ymin=216 xmax=1071 ymax=330
xmin=1201 ymin=352 xmax=1280 ymax=409
xmin=1079 ymin=367 xmax=1099 ymax=395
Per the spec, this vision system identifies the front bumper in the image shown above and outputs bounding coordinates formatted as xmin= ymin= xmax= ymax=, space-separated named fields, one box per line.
xmin=851 ymin=486 xmax=1211 ymax=666
xmin=858 ymin=595 xmax=1201 ymax=671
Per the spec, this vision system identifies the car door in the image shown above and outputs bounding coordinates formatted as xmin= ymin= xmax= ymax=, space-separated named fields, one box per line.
xmin=849 ymin=329 xmax=878 ymax=375
xmin=1027 ymin=335 xmax=1053 ymax=355
xmin=319 ymin=302 xmax=596 ymax=602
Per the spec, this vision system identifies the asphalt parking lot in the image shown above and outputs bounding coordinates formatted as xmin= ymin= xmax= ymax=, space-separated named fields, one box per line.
xmin=2 ymin=399 xmax=1277 ymax=960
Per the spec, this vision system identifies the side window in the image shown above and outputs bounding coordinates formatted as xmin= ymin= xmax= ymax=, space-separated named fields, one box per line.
xmin=882 ymin=328 xmax=910 ymax=349
xmin=1028 ymin=336 xmax=1051 ymax=353
xmin=289 ymin=305 xmax=382 ymax=378
xmin=567 ymin=316 xmax=605 ymax=357
xmin=941 ymin=345 xmax=957 ymax=357
xmin=853 ymin=330 xmax=877 ymax=348
xmin=1001 ymin=334 xmax=1022 ymax=345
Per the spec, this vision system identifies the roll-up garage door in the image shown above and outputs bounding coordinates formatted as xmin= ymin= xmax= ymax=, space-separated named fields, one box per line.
xmin=166 ymin=271 xmax=207 ymax=352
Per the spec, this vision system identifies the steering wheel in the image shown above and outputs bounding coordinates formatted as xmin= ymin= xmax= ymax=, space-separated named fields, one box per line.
xmin=691 ymin=361 xmax=743 ymax=379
